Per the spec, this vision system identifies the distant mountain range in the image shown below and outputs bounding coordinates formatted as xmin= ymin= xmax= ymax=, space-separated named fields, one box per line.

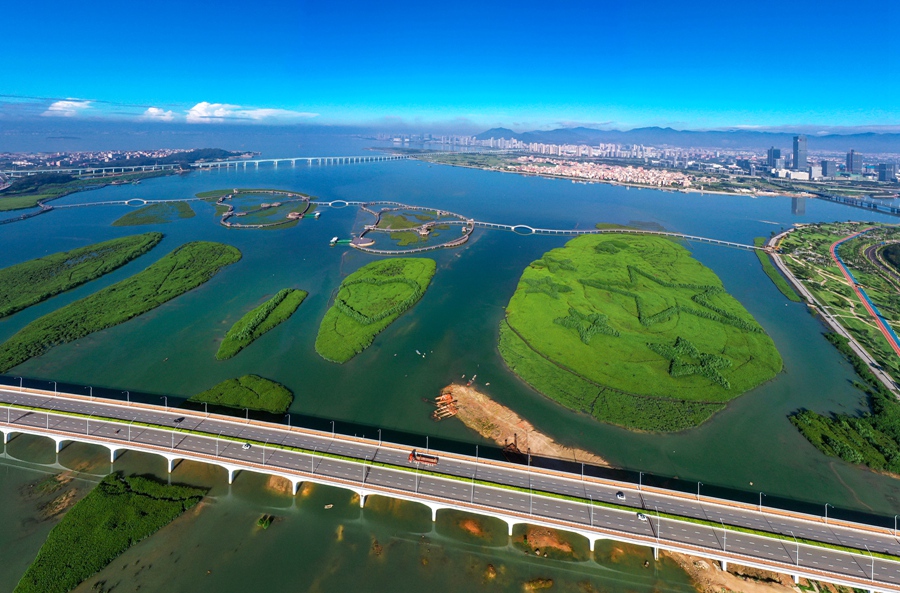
xmin=474 ymin=127 xmax=900 ymax=153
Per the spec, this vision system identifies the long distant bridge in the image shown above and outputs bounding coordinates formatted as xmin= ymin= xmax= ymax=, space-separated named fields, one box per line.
xmin=2 ymin=385 xmax=900 ymax=592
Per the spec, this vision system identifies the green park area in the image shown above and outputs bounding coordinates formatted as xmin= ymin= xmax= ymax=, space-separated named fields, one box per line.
xmin=111 ymin=201 xmax=195 ymax=226
xmin=791 ymin=333 xmax=900 ymax=475
xmin=188 ymin=374 xmax=293 ymax=414
xmin=14 ymin=474 xmax=205 ymax=593
xmin=0 ymin=241 xmax=241 ymax=372
xmin=779 ymin=222 xmax=900 ymax=382
xmin=0 ymin=233 xmax=162 ymax=319
xmin=216 ymin=288 xmax=307 ymax=360
xmin=499 ymin=234 xmax=782 ymax=432
xmin=315 ymin=258 xmax=436 ymax=363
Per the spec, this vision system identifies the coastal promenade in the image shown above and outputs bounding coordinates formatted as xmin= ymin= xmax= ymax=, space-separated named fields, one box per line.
xmin=2 ymin=385 xmax=900 ymax=592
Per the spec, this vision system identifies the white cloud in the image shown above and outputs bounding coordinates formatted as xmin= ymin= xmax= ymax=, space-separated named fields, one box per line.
xmin=141 ymin=107 xmax=175 ymax=121
xmin=41 ymin=99 xmax=92 ymax=117
xmin=186 ymin=102 xmax=318 ymax=123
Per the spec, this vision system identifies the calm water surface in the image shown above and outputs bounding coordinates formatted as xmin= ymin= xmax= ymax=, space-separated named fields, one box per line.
xmin=1 ymin=141 xmax=899 ymax=590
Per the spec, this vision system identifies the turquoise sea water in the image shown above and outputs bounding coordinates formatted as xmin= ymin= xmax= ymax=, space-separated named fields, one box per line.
xmin=1 ymin=140 xmax=899 ymax=590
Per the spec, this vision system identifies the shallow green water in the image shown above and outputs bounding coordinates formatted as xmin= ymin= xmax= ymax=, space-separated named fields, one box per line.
xmin=2 ymin=150 xmax=900 ymax=589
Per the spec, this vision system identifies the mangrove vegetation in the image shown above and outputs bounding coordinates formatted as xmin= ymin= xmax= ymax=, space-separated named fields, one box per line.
xmin=111 ymin=201 xmax=195 ymax=226
xmin=790 ymin=333 xmax=900 ymax=474
xmin=216 ymin=288 xmax=307 ymax=360
xmin=14 ymin=474 xmax=205 ymax=593
xmin=499 ymin=234 xmax=782 ymax=432
xmin=0 ymin=233 xmax=162 ymax=319
xmin=188 ymin=374 xmax=293 ymax=414
xmin=0 ymin=241 xmax=241 ymax=372
xmin=315 ymin=258 xmax=436 ymax=363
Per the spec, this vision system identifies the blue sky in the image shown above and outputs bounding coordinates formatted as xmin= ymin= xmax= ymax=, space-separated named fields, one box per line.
xmin=2 ymin=0 xmax=898 ymax=131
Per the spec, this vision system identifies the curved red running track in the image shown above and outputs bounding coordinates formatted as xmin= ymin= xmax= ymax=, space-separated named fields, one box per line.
xmin=829 ymin=229 xmax=900 ymax=358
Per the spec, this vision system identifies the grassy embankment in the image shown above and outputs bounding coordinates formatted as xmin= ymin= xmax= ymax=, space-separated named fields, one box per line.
xmin=499 ymin=234 xmax=782 ymax=432
xmin=187 ymin=375 xmax=293 ymax=414
xmin=315 ymin=258 xmax=436 ymax=363
xmin=111 ymin=201 xmax=195 ymax=226
xmin=0 ymin=241 xmax=241 ymax=372
xmin=780 ymin=222 xmax=900 ymax=382
xmin=752 ymin=237 xmax=801 ymax=301
xmin=216 ymin=288 xmax=307 ymax=360
xmin=14 ymin=474 xmax=205 ymax=593
xmin=791 ymin=333 xmax=900 ymax=474
xmin=0 ymin=233 xmax=162 ymax=319
xmin=0 ymin=172 xmax=171 ymax=212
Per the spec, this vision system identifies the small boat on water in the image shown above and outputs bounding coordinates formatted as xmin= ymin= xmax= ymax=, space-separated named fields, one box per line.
xmin=324 ymin=504 xmax=333 ymax=509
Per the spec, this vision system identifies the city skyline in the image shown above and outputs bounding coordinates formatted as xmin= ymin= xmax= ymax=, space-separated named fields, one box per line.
xmin=1 ymin=0 xmax=898 ymax=131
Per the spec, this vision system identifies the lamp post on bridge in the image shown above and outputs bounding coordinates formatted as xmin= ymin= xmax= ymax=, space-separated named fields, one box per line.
xmin=789 ymin=530 xmax=799 ymax=567
xmin=160 ymin=396 xmax=167 ymax=411
xmin=471 ymin=445 xmax=478 ymax=504
xmin=87 ymin=386 xmax=92 ymax=401
xmin=123 ymin=391 xmax=129 ymax=404
xmin=588 ymin=494 xmax=593 ymax=526
xmin=759 ymin=492 xmax=765 ymax=512
xmin=15 ymin=377 xmax=23 ymax=392
xmin=528 ymin=449 xmax=533 ymax=516
xmin=865 ymin=545 xmax=875 ymax=582
xmin=285 ymin=413 xmax=290 ymax=428
xmin=825 ymin=503 xmax=832 ymax=524
xmin=639 ymin=472 xmax=643 ymax=492
xmin=697 ymin=481 xmax=702 ymax=501
xmin=51 ymin=381 xmax=57 ymax=395
xmin=331 ymin=420 xmax=335 ymax=441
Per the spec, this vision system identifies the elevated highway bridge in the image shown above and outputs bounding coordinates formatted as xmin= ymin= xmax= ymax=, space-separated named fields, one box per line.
xmin=1 ymin=385 xmax=899 ymax=592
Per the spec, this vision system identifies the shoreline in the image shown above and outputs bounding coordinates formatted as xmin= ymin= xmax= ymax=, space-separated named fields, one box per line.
xmin=440 ymin=383 xmax=608 ymax=466
xmin=413 ymin=156 xmax=812 ymax=198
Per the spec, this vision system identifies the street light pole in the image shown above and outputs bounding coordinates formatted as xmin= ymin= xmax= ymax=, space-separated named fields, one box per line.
xmin=588 ymin=494 xmax=593 ymax=526
xmin=865 ymin=545 xmax=874 ymax=581
xmin=895 ymin=514 xmax=898 ymax=537
xmin=123 ymin=391 xmax=130 ymax=404
xmin=378 ymin=428 xmax=381 ymax=447
xmin=161 ymin=396 xmax=167 ymax=411
xmin=825 ymin=503 xmax=832 ymax=524
xmin=528 ymin=449 xmax=532 ymax=516
xmin=331 ymin=420 xmax=335 ymax=440
xmin=789 ymin=531 xmax=799 ymax=567
xmin=471 ymin=445 xmax=478 ymax=504
xmin=16 ymin=377 xmax=22 ymax=392
xmin=52 ymin=381 xmax=57 ymax=395
xmin=639 ymin=472 xmax=643 ymax=492
xmin=759 ymin=492 xmax=765 ymax=512
xmin=721 ymin=520 xmax=726 ymax=551
xmin=87 ymin=386 xmax=93 ymax=401
xmin=697 ymin=481 xmax=702 ymax=501
xmin=285 ymin=414 xmax=290 ymax=428
xmin=311 ymin=447 xmax=316 ymax=474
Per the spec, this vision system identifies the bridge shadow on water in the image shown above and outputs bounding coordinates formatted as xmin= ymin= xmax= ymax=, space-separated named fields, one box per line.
xmin=3 ymin=374 xmax=894 ymax=530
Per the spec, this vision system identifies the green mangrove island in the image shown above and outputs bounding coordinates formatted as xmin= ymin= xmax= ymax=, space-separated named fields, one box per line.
xmin=499 ymin=234 xmax=782 ymax=432
xmin=188 ymin=374 xmax=293 ymax=414
xmin=315 ymin=258 xmax=436 ymax=363
xmin=111 ymin=201 xmax=195 ymax=226
xmin=0 ymin=241 xmax=241 ymax=372
xmin=0 ymin=232 xmax=162 ymax=319
xmin=14 ymin=474 xmax=205 ymax=593
xmin=217 ymin=288 xmax=307 ymax=360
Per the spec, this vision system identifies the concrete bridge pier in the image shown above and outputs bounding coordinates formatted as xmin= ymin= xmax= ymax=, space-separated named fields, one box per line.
xmin=109 ymin=447 xmax=121 ymax=463
xmin=53 ymin=437 xmax=67 ymax=453
xmin=793 ymin=575 xmax=800 ymax=584
xmin=357 ymin=489 xmax=374 ymax=509
xmin=653 ymin=546 xmax=659 ymax=560
xmin=721 ymin=560 xmax=728 ymax=571
xmin=291 ymin=479 xmax=302 ymax=495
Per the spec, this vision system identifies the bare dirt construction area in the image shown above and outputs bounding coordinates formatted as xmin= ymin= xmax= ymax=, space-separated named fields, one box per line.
xmin=665 ymin=551 xmax=809 ymax=593
xmin=441 ymin=384 xmax=607 ymax=465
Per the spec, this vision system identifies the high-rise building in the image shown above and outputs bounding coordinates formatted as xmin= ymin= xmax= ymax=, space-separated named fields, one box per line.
xmin=767 ymin=147 xmax=781 ymax=168
xmin=821 ymin=160 xmax=837 ymax=177
xmin=847 ymin=150 xmax=863 ymax=173
xmin=793 ymin=135 xmax=808 ymax=170
xmin=878 ymin=163 xmax=897 ymax=182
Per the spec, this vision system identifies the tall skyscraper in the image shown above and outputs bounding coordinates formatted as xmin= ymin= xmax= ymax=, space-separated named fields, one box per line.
xmin=821 ymin=160 xmax=837 ymax=177
xmin=767 ymin=147 xmax=782 ymax=168
xmin=847 ymin=150 xmax=863 ymax=173
xmin=878 ymin=163 xmax=897 ymax=182
xmin=792 ymin=135 xmax=808 ymax=170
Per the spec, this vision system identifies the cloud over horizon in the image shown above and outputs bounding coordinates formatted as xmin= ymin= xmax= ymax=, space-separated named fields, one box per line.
xmin=41 ymin=99 xmax=92 ymax=117
xmin=185 ymin=102 xmax=319 ymax=123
